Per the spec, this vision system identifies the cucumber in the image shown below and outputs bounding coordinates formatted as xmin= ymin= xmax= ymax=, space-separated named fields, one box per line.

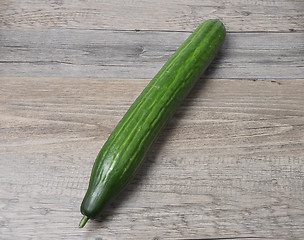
xmin=79 ymin=19 xmax=226 ymax=228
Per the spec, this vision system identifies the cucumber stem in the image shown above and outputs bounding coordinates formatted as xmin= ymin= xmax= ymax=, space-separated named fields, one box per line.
xmin=79 ymin=215 xmax=89 ymax=228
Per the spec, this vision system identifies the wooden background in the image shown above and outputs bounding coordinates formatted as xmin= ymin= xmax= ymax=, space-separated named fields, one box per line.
xmin=0 ymin=1 xmax=303 ymax=239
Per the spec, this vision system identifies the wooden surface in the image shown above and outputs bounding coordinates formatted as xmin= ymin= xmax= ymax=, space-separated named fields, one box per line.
xmin=0 ymin=1 xmax=303 ymax=240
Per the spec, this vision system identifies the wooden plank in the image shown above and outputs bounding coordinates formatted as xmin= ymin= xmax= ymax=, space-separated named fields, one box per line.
xmin=0 ymin=77 xmax=303 ymax=240
xmin=1 ymin=30 xmax=303 ymax=79
xmin=0 ymin=0 xmax=303 ymax=32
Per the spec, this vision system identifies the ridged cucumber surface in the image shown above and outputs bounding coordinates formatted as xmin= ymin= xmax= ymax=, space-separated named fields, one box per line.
xmin=79 ymin=19 xmax=226 ymax=228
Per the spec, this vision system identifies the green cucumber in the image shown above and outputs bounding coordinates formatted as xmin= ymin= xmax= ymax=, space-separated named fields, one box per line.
xmin=79 ymin=19 xmax=226 ymax=228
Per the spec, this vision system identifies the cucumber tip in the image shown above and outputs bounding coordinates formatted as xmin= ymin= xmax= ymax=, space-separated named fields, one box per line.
xmin=79 ymin=215 xmax=89 ymax=228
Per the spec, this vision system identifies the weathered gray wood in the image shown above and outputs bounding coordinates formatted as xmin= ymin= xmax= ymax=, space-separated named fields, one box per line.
xmin=1 ymin=0 xmax=303 ymax=239
xmin=1 ymin=30 xmax=303 ymax=79
xmin=0 ymin=0 xmax=303 ymax=32
xmin=0 ymin=77 xmax=303 ymax=240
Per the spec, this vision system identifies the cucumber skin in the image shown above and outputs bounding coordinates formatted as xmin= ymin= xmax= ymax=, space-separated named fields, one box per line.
xmin=81 ymin=19 xmax=226 ymax=220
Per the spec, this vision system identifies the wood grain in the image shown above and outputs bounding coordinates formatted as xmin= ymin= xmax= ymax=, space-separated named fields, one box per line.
xmin=0 ymin=0 xmax=303 ymax=32
xmin=0 ymin=0 xmax=303 ymax=239
xmin=1 ymin=30 xmax=303 ymax=79
xmin=0 ymin=77 xmax=303 ymax=240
